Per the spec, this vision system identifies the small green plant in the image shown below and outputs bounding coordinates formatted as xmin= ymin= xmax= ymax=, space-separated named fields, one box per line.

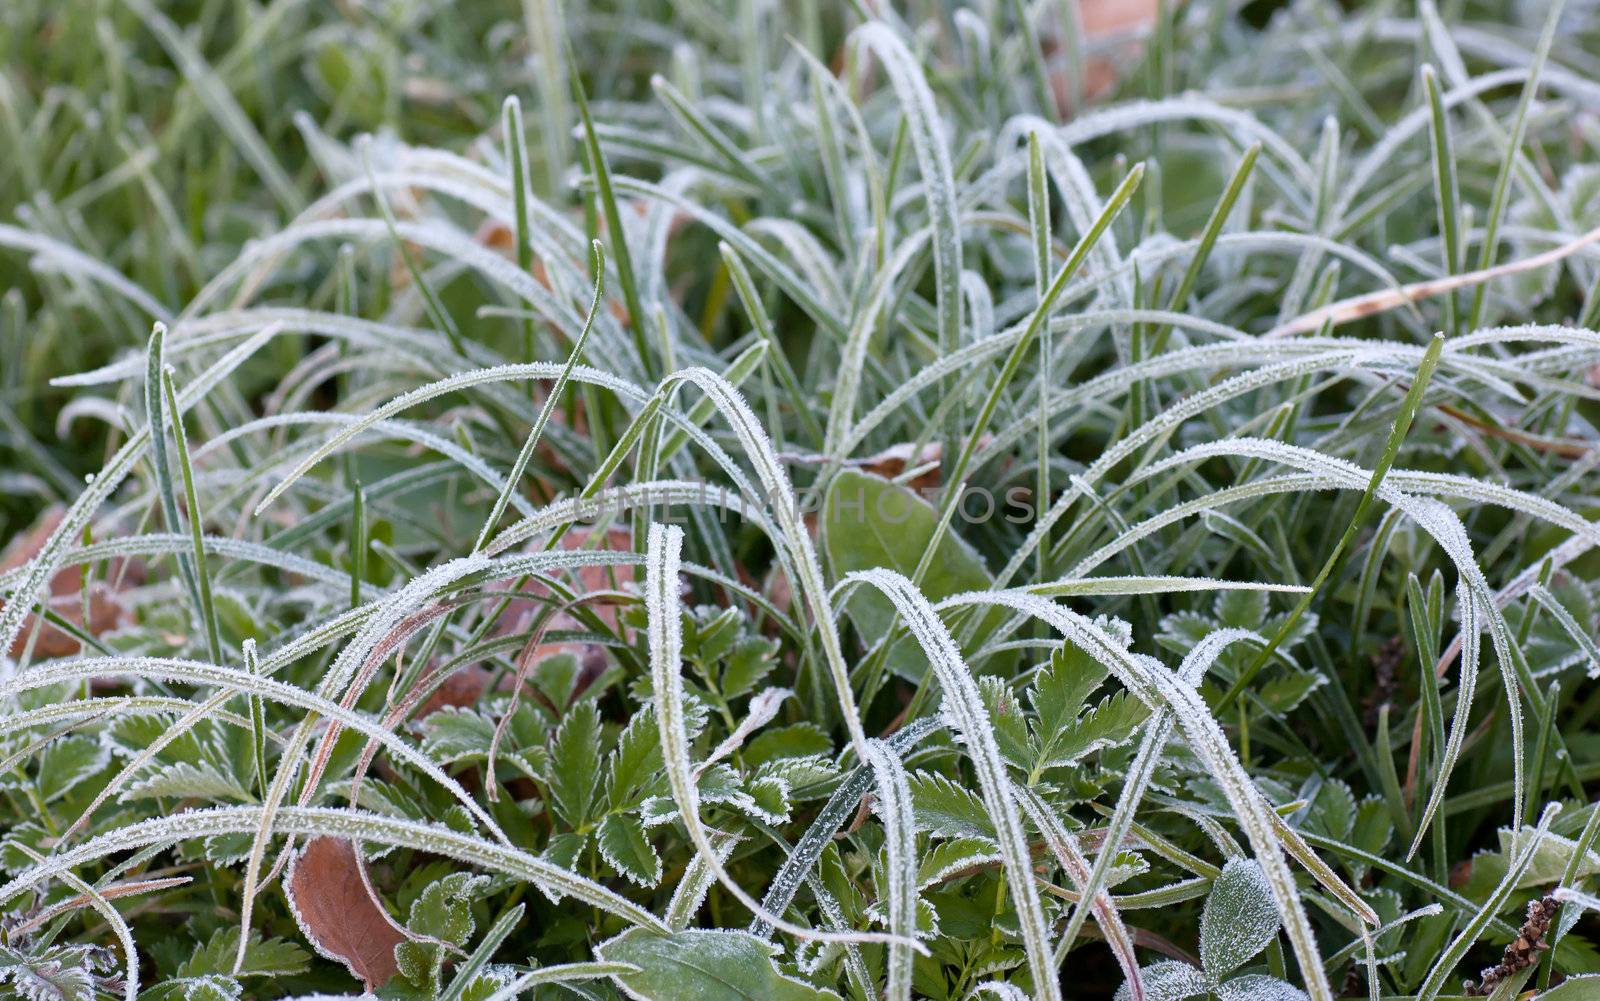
xmin=2 ymin=1 xmax=1600 ymax=1000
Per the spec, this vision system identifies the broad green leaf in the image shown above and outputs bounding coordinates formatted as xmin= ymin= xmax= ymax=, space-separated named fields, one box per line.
xmin=1498 ymin=825 xmax=1600 ymax=888
xmin=1200 ymin=859 xmax=1280 ymax=977
xmin=1114 ymin=960 xmax=1213 ymax=1001
xmin=1216 ymin=974 xmax=1308 ymax=1001
xmin=918 ymin=837 xmax=1002 ymax=887
xmin=821 ymin=470 xmax=1008 ymax=678
xmin=1036 ymin=690 xmax=1147 ymax=773
xmin=1215 ymin=589 xmax=1269 ymax=629
xmin=744 ymin=723 xmax=833 ymax=766
xmin=1541 ymin=975 xmax=1600 ymax=1000
xmin=181 ymin=976 xmax=242 ymax=1001
xmin=979 ymin=676 xmax=1031 ymax=770
xmin=596 ymin=928 xmax=840 ymax=1001
xmin=1029 ymin=641 xmax=1110 ymax=744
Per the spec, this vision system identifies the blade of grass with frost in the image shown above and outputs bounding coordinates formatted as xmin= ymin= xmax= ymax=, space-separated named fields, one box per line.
xmin=230 ymin=582 xmax=503 ymax=976
xmin=658 ymin=367 xmax=866 ymax=754
xmin=911 ymin=164 xmax=1140 ymax=587
xmin=643 ymin=523 xmax=914 ymax=951
xmin=0 ymin=698 xmax=259 ymax=747
xmin=840 ymin=569 xmax=1061 ymax=1001
xmin=1464 ymin=1 xmax=1563 ymax=332
xmin=944 ymin=589 xmax=1363 ymax=995
xmin=1413 ymin=585 xmax=1483 ymax=861
xmin=122 ymin=0 xmax=300 ymax=214
xmin=1008 ymin=0 xmax=1058 ymax=120
xmin=252 ymin=363 xmax=650 ymax=515
xmin=0 ymin=712 xmax=106 ymax=779
xmin=1014 ymin=785 xmax=1143 ymax=999
xmin=610 ymin=175 xmax=843 ymax=340
xmin=1217 ymin=332 xmax=1443 ymax=712
xmin=572 ymin=63 xmax=651 ymax=376
xmin=1542 ymin=806 xmax=1600 ymax=987
xmin=523 ymin=0 xmax=568 ymax=195
xmin=57 ymin=688 xmax=237 ymax=845
xmin=669 ymin=831 xmax=741 ymax=932
xmin=1407 ymin=573 xmax=1448 ymax=877
xmin=484 ymin=962 xmax=642 ymax=1001
xmin=1029 ymin=576 xmax=1310 ymax=597
xmin=454 ymin=342 xmax=769 ymax=670
xmin=244 ymin=638 xmax=269 ymax=799
xmin=1422 ymin=66 xmax=1461 ymax=337
xmin=1058 ymin=629 xmax=1262 ymax=960
xmin=1419 ymin=803 xmax=1560 ymax=1000
xmin=144 ymin=325 xmax=202 ymax=636
xmin=8 ymin=656 xmax=510 ymax=847
xmin=502 ymin=96 xmax=537 ymax=364
xmin=651 ymin=74 xmax=772 ymax=194
xmin=1148 ymin=143 xmax=1260 ymax=358
xmin=1107 ymin=439 xmax=1540 ymax=844
xmin=822 ymin=227 xmax=935 ymax=456
xmin=0 ymin=806 xmax=666 ymax=929
xmin=474 ymin=240 xmax=604 ymax=553
xmin=400 ymin=393 xmax=675 ymax=696
xmin=160 ymin=367 xmax=223 ymax=663
xmin=720 ymin=242 xmax=823 ymax=446
xmin=0 ymin=225 xmax=172 ymax=323
xmin=861 ymin=738 xmax=917 ymax=1001
xmin=349 ymin=480 xmax=366 ymax=611
xmin=790 ymin=41 xmax=888 ymax=268
xmin=656 ymin=336 xmax=768 ymax=462
xmin=1525 ymin=679 xmax=1561 ymax=826
xmin=1027 ymin=131 xmax=1051 ymax=582
xmin=1579 ymin=271 xmax=1600 ymax=330
xmin=853 ymin=24 xmax=963 ymax=455
xmin=813 ymin=69 xmax=855 ymax=263
xmin=361 ymin=137 xmax=465 ymax=357
xmin=751 ymin=718 xmax=939 ymax=939
xmin=1277 ymin=118 xmax=1340 ymax=324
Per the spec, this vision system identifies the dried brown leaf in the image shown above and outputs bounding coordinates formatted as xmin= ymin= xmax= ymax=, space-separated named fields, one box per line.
xmin=285 ymin=836 xmax=411 ymax=990
xmin=2 ymin=506 xmax=136 ymax=658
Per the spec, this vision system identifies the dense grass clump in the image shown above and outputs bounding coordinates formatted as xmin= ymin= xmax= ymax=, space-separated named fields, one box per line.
xmin=3 ymin=1 xmax=1600 ymax=998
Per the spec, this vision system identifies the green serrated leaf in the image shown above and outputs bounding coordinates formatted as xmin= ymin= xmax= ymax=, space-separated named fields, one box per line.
xmin=177 ymin=927 xmax=309 ymax=979
xmin=549 ymin=700 xmax=602 ymax=828
xmin=598 ymin=812 xmax=662 ymax=887
xmin=909 ymin=771 xmax=997 ymax=841
xmin=420 ymin=707 xmax=496 ymax=764
xmin=122 ymin=760 xmax=253 ymax=803
xmin=1253 ymin=668 xmax=1325 ymax=715
xmin=409 ymin=872 xmax=491 ymax=946
xmin=605 ymin=704 xmax=663 ymax=812
xmin=36 ymin=735 xmax=108 ymax=803
xmin=1035 ymin=690 xmax=1148 ymax=774
xmin=918 ymin=837 xmax=1002 ymax=887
